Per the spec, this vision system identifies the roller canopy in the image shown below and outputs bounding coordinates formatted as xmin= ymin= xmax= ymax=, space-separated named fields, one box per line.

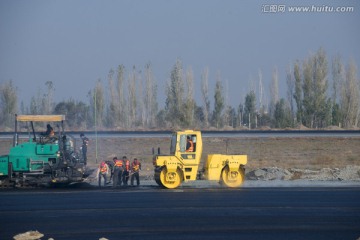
xmin=16 ymin=115 xmax=66 ymax=122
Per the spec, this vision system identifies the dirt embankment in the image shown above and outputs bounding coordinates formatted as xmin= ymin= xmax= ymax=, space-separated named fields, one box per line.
xmin=1 ymin=136 xmax=360 ymax=181
xmin=246 ymin=166 xmax=360 ymax=181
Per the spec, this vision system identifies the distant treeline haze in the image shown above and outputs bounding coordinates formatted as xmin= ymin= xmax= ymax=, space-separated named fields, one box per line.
xmin=1 ymin=48 xmax=359 ymax=131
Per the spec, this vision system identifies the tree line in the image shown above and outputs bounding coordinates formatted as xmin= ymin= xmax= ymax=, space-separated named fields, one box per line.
xmin=1 ymin=48 xmax=359 ymax=131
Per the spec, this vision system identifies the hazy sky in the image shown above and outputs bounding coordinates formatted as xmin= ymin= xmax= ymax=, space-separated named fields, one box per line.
xmin=0 ymin=0 xmax=359 ymax=108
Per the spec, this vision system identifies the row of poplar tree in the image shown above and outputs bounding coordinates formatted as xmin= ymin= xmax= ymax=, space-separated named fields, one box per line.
xmin=0 ymin=47 xmax=359 ymax=131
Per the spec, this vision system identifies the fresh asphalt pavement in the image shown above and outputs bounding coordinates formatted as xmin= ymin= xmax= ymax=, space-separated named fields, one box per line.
xmin=0 ymin=183 xmax=359 ymax=240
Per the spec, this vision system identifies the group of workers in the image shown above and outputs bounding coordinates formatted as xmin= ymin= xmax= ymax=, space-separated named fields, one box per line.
xmin=98 ymin=156 xmax=141 ymax=188
xmin=42 ymin=124 xmax=142 ymax=188
xmin=42 ymin=124 xmax=194 ymax=188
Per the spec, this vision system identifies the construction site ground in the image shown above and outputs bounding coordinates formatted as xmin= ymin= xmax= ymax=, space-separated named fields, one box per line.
xmin=1 ymin=136 xmax=360 ymax=186
xmin=82 ymin=135 xmax=360 ymax=184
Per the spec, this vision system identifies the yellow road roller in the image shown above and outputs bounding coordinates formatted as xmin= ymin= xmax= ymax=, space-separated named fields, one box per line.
xmin=153 ymin=130 xmax=247 ymax=189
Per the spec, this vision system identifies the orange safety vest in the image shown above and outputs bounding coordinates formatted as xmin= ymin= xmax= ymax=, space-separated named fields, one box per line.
xmin=125 ymin=160 xmax=130 ymax=171
xmin=49 ymin=130 xmax=55 ymax=137
xmin=186 ymin=140 xmax=194 ymax=152
xmin=100 ymin=162 xmax=107 ymax=174
xmin=114 ymin=159 xmax=123 ymax=168
xmin=132 ymin=161 xmax=140 ymax=172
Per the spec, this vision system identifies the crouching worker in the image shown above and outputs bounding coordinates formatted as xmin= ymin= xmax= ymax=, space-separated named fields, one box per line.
xmin=98 ymin=161 xmax=110 ymax=187
xmin=131 ymin=158 xmax=141 ymax=186
xmin=105 ymin=160 xmax=114 ymax=183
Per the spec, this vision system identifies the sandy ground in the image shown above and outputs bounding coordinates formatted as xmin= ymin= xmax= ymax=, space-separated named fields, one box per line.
xmin=1 ymin=136 xmax=360 ymax=184
xmin=74 ymin=136 xmax=360 ymax=168
xmin=80 ymin=136 xmax=360 ymax=180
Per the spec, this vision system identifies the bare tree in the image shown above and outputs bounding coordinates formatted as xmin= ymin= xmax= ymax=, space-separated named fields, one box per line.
xmin=212 ymin=72 xmax=224 ymax=129
xmin=341 ymin=59 xmax=360 ymax=128
xmin=144 ymin=63 xmax=158 ymax=128
xmin=28 ymin=81 xmax=54 ymax=116
xmin=258 ymin=69 xmax=266 ymax=114
xmin=95 ymin=79 xmax=105 ymax=127
xmin=332 ymin=55 xmax=344 ymax=104
xmin=244 ymin=90 xmax=256 ymax=129
xmin=116 ymin=65 xmax=127 ymax=128
xmin=286 ymin=65 xmax=295 ymax=126
xmin=107 ymin=69 xmax=117 ymax=127
xmin=293 ymin=61 xmax=302 ymax=125
xmin=0 ymin=80 xmax=18 ymax=128
xmin=331 ymin=55 xmax=345 ymax=126
xmin=138 ymin=73 xmax=146 ymax=128
xmin=269 ymin=67 xmax=279 ymax=119
xmin=165 ymin=59 xmax=185 ymax=127
xmin=302 ymin=55 xmax=315 ymax=128
xmin=312 ymin=48 xmax=329 ymax=128
xmin=128 ymin=66 xmax=137 ymax=128
xmin=185 ymin=66 xmax=195 ymax=127
xmin=201 ymin=67 xmax=210 ymax=128
xmin=222 ymin=79 xmax=231 ymax=127
xmin=30 ymin=88 xmax=43 ymax=115
xmin=43 ymin=81 xmax=54 ymax=114
xmin=88 ymin=79 xmax=105 ymax=128
xmin=301 ymin=48 xmax=329 ymax=128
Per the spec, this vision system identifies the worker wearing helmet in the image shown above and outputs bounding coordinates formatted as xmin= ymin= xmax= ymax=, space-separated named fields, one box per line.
xmin=131 ymin=158 xmax=141 ymax=186
xmin=112 ymin=156 xmax=124 ymax=187
xmin=122 ymin=156 xmax=130 ymax=186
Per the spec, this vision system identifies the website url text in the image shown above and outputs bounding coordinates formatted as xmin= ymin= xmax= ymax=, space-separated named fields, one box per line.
xmin=262 ymin=5 xmax=355 ymax=13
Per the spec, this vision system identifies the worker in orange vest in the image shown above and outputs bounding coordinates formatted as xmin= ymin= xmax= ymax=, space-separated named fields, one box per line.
xmin=122 ymin=156 xmax=130 ymax=186
xmin=112 ymin=156 xmax=124 ymax=187
xmin=131 ymin=158 xmax=141 ymax=186
xmin=186 ymin=136 xmax=194 ymax=152
xmin=41 ymin=124 xmax=55 ymax=143
xmin=98 ymin=161 xmax=109 ymax=187
xmin=45 ymin=124 xmax=54 ymax=137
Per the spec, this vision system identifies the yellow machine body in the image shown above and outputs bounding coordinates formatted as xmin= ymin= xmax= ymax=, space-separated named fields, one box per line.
xmin=155 ymin=130 xmax=203 ymax=183
xmin=205 ymin=154 xmax=247 ymax=180
xmin=154 ymin=130 xmax=247 ymax=189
